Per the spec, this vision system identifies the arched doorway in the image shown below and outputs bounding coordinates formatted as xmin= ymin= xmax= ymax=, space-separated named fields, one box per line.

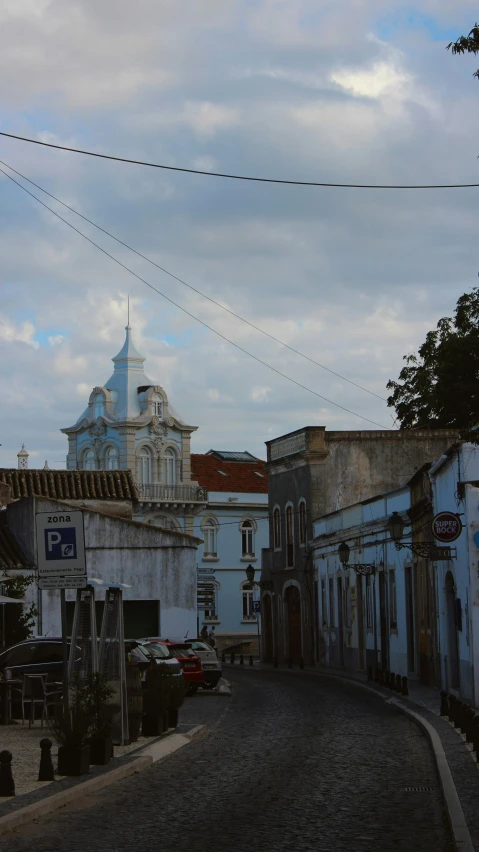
xmin=445 ymin=571 xmax=460 ymax=689
xmin=285 ymin=585 xmax=302 ymax=664
xmin=262 ymin=595 xmax=273 ymax=663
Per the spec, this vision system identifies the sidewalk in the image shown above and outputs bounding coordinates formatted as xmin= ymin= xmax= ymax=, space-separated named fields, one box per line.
xmin=257 ymin=662 xmax=479 ymax=852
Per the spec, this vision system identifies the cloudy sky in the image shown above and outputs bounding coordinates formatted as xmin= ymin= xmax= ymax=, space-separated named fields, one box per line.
xmin=0 ymin=0 xmax=478 ymax=467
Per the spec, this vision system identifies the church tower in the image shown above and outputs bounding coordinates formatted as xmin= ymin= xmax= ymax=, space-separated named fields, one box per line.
xmin=61 ymin=325 xmax=204 ymax=530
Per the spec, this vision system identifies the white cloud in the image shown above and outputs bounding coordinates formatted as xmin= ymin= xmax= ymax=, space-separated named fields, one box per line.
xmin=251 ymin=387 xmax=272 ymax=403
xmin=330 ymin=61 xmax=411 ymax=100
xmin=48 ymin=335 xmax=64 ymax=346
xmin=0 ymin=318 xmax=39 ymax=349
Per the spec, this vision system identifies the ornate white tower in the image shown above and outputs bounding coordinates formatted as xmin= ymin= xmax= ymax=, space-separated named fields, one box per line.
xmin=17 ymin=444 xmax=29 ymax=469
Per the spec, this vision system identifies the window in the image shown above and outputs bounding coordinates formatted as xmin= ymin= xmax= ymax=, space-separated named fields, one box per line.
xmin=241 ymin=520 xmax=255 ymax=557
xmin=93 ymin=393 xmax=105 ymax=418
xmin=241 ymin=586 xmax=255 ymax=620
xmin=106 ymin=446 xmax=119 ymax=470
xmin=4 ymin=643 xmax=37 ymax=667
xmin=152 ymin=394 xmax=163 ymax=417
xmin=83 ymin=449 xmax=95 ymax=470
xmin=203 ymin=519 xmax=217 ymax=557
xmin=286 ymin=505 xmax=294 ymax=567
xmin=389 ymin=569 xmax=397 ymax=630
xmin=299 ymin=501 xmax=307 ymax=545
xmin=321 ymin=579 xmax=327 ymax=626
xmin=328 ymin=577 xmax=335 ymax=627
xmin=164 ymin=449 xmax=176 ymax=485
xmin=33 ymin=643 xmax=63 ymax=664
xmin=138 ymin=447 xmax=152 ymax=484
xmin=273 ymin=508 xmax=281 ymax=549
xmin=154 ymin=514 xmax=178 ymax=531
xmin=366 ymin=574 xmax=373 ymax=629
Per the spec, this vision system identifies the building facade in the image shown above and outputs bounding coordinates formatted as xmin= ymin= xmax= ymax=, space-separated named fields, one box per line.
xmin=60 ymin=324 xmax=268 ymax=643
xmin=260 ymin=425 xmax=459 ymax=667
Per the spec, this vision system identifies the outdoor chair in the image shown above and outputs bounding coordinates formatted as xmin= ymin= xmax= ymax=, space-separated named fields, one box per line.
xmin=12 ymin=674 xmax=62 ymax=728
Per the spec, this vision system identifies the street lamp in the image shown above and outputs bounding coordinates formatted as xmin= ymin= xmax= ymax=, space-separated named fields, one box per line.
xmin=386 ymin=511 xmax=453 ymax=559
xmin=337 ymin=542 xmax=376 ymax=576
xmin=387 ymin=511 xmax=405 ymax=543
xmin=245 ymin=564 xmax=255 ymax=585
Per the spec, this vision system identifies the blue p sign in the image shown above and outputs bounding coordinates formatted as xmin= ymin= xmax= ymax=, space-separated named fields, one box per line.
xmin=44 ymin=528 xmax=77 ymax=560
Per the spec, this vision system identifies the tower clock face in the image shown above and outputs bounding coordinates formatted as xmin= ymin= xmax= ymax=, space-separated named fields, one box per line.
xmin=19 ymin=458 xmax=28 ymax=469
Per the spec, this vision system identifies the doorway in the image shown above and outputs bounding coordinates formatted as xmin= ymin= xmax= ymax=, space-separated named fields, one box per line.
xmin=285 ymin=586 xmax=302 ymax=664
xmin=379 ymin=572 xmax=389 ymax=671
xmin=405 ymin=565 xmax=415 ymax=674
xmin=337 ymin=576 xmax=344 ymax=667
xmin=356 ymin=576 xmax=365 ymax=671
xmin=445 ymin=571 xmax=460 ymax=689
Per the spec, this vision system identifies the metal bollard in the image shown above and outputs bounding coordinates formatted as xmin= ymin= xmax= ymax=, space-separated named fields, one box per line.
xmin=367 ymin=665 xmax=373 ymax=682
xmin=231 ymin=653 xmax=235 ymax=665
xmin=440 ymin=690 xmax=449 ymax=717
xmin=401 ymin=676 xmax=408 ymax=696
xmin=449 ymin=695 xmax=457 ymax=727
xmin=249 ymin=655 xmax=254 ymax=666
xmin=38 ymin=738 xmax=54 ymax=782
xmin=384 ymin=671 xmax=390 ymax=688
xmin=395 ymin=674 xmax=401 ymax=693
xmin=0 ymin=751 xmax=15 ymax=797
xmin=300 ymin=657 xmax=304 ymax=670
xmin=240 ymin=654 xmax=244 ymax=666
xmin=288 ymin=658 xmax=293 ymax=669
xmin=389 ymin=672 xmax=395 ymax=690
xmin=459 ymin=701 xmax=467 ymax=734
xmin=465 ymin=708 xmax=476 ymax=744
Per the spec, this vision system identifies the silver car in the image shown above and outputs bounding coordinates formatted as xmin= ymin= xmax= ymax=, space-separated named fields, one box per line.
xmin=186 ymin=641 xmax=222 ymax=689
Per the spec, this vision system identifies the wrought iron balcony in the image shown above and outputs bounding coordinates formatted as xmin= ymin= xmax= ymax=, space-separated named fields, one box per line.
xmin=137 ymin=483 xmax=208 ymax=504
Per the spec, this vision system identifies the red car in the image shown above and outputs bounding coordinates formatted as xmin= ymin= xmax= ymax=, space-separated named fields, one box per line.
xmin=141 ymin=639 xmax=204 ymax=696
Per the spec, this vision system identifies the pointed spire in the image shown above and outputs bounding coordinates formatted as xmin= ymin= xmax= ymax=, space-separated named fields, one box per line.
xmin=17 ymin=444 xmax=29 ymax=470
xmin=112 ymin=325 xmax=145 ymax=370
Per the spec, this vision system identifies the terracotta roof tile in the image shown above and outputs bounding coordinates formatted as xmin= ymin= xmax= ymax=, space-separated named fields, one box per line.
xmin=190 ymin=454 xmax=268 ymax=493
xmin=0 ymin=469 xmax=139 ymax=502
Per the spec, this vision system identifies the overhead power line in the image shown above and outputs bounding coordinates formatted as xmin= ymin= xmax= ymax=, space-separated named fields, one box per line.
xmin=1 ymin=131 xmax=479 ymax=190
xmin=0 ymin=159 xmax=386 ymax=404
xmin=0 ymin=165 xmax=391 ymax=430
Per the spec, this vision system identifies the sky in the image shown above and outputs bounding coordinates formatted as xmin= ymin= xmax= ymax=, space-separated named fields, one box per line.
xmin=0 ymin=0 xmax=479 ymax=467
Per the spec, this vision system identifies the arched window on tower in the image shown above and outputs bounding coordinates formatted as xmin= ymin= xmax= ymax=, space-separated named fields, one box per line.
xmin=241 ymin=520 xmax=255 ymax=558
xmin=83 ymin=449 xmax=95 ymax=471
xmin=138 ymin=447 xmax=152 ymax=485
xmin=202 ymin=518 xmax=218 ymax=558
xmin=164 ymin=448 xmax=176 ymax=485
xmin=106 ymin=446 xmax=119 ymax=470
xmin=152 ymin=393 xmax=163 ymax=417
xmin=93 ymin=393 xmax=105 ymax=418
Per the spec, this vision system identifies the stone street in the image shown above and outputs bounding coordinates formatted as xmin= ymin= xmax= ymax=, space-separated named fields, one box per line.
xmin=2 ymin=669 xmax=454 ymax=852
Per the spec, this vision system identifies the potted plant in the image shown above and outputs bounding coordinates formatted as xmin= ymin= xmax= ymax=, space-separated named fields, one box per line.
xmin=142 ymin=662 xmax=171 ymax=736
xmin=85 ymin=673 xmax=115 ymax=765
xmin=50 ymin=674 xmax=92 ymax=776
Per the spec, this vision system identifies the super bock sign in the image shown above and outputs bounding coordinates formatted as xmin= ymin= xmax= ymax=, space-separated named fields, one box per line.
xmin=432 ymin=512 xmax=463 ymax=544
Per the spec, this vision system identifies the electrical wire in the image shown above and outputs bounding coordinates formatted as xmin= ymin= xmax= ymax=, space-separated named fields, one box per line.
xmin=0 ymin=166 xmax=391 ymax=430
xmin=2 ymin=131 xmax=479 ymax=189
xmin=0 ymin=159 xmax=387 ymax=403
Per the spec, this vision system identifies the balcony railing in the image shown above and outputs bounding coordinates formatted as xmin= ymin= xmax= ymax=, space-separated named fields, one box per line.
xmin=137 ymin=483 xmax=207 ymax=503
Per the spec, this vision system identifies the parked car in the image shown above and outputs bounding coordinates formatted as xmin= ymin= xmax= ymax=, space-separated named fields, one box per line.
xmin=0 ymin=637 xmax=81 ymax=681
xmin=185 ymin=641 xmax=222 ymax=689
xmin=140 ymin=639 xmax=204 ymax=695
xmin=125 ymin=639 xmax=186 ymax=717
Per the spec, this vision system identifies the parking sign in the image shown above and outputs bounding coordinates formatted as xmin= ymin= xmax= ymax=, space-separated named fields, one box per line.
xmin=36 ymin=511 xmax=87 ymax=587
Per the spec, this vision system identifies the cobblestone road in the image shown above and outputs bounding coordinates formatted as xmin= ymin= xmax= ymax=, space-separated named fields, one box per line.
xmin=3 ymin=669 xmax=454 ymax=852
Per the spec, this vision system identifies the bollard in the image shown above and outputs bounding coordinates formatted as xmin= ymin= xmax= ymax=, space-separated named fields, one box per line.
xmin=300 ymin=657 xmax=304 ymax=670
xmin=449 ymin=695 xmax=457 ymax=727
xmin=367 ymin=665 xmax=373 ymax=682
xmin=385 ymin=671 xmax=391 ymax=688
xmin=465 ymin=708 xmax=476 ymax=744
xmin=374 ymin=668 xmax=380 ymax=684
xmin=379 ymin=669 xmax=384 ymax=685
xmin=249 ymin=655 xmax=254 ymax=666
xmin=231 ymin=653 xmax=235 ymax=665
xmin=273 ymin=657 xmax=278 ymax=668
xmin=440 ymin=690 xmax=449 ymax=718
xmin=473 ymin=716 xmax=479 ymax=757
xmin=221 ymin=652 xmax=226 ymax=664
xmin=389 ymin=672 xmax=395 ymax=690
xmin=38 ymin=738 xmax=54 ymax=782
xmin=401 ymin=676 xmax=408 ymax=697
xmin=240 ymin=654 xmax=244 ymax=666
xmin=0 ymin=751 xmax=15 ymax=797
xmin=395 ymin=674 xmax=401 ymax=693
xmin=459 ymin=701 xmax=467 ymax=734
xmin=288 ymin=658 xmax=293 ymax=669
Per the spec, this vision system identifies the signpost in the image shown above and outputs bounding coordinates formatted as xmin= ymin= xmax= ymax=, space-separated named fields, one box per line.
xmin=35 ymin=511 xmax=87 ymax=735
xmin=432 ymin=512 xmax=463 ymax=544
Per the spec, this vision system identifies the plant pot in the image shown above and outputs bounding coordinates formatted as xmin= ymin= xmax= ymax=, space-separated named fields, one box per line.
xmin=168 ymin=708 xmax=179 ymax=729
xmin=142 ymin=712 xmax=168 ymax=737
xmin=57 ymin=744 xmax=90 ymax=776
xmin=89 ymin=737 xmax=113 ymax=766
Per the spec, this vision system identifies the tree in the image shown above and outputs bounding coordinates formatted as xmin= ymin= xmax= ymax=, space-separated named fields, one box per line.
xmin=447 ymin=24 xmax=479 ymax=79
xmin=1 ymin=571 xmax=37 ymax=648
xmin=387 ymin=289 xmax=479 ymax=430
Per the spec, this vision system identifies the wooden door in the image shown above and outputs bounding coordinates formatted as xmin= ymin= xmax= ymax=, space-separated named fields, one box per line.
xmin=285 ymin=586 xmax=302 ymax=664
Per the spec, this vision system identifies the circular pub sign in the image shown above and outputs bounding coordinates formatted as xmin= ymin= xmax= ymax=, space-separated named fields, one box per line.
xmin=432 ymin=512 xmax=463 ymax=543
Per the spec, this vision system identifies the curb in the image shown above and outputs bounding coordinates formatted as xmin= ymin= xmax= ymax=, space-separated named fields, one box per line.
xmin=0 ymin=724 xmax=206 ymax=837
xmin=296 ymin=669 xmax=474 ymax=852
